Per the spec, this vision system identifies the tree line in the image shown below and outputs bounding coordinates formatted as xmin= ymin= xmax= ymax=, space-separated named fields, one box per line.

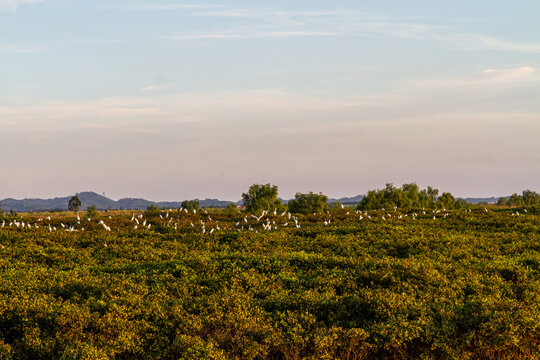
xmin=496 ymin=190 xmax=540 ymax=207
xmin=64 ymin=184 xmax=539 ymax=216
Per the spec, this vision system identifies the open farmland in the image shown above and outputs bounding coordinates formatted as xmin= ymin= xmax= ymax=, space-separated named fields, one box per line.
xmin=0 ymin=207 xmax=539 ymax=359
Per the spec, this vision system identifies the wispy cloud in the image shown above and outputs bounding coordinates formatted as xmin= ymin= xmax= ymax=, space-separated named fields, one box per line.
xmin=0 ymin=44 xmax=50 ymax=54
xmin=468 ymin=36 xmax=540 ymax=53
xmin=480 ymin=66 xmax=535 ymax=79
xmin=101 ymin=3 xmax=224 ymax=11
xmin=0 ymin=0 xmax=42 ymax=11
xmin=141 ymin=83 xmax=175 ymax=91
xmin=163 ymin=6 xmax=540 ymax=54
xmin=416 ymin=66 xmax=538 ymax=92
xmin=167 ymin=31 xmax=340 ymax=40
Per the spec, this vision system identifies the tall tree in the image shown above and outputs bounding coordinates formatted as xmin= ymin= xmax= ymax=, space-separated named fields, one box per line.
xmin=68 ymin=195 xmax=81 ymax=212
xmin=242 ymin=183 xmax=283 ymax=214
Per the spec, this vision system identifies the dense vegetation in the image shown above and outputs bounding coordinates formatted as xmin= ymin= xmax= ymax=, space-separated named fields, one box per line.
xmin=357 ymin=183 xmax=468 ymax=211
xmin=287 ymin=192 xmax=328 ymax=215
xmin=497 ymin=190 xmax=540 ymax=207
xmin=1 ymin=204 xmax=539 ymax=359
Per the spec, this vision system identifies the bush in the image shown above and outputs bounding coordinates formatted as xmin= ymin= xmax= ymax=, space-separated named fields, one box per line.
xmin=288 ymin=192 xmax=328 ymax=214
xmin=145 ymin=205 xmax=161 ymax=216
xmin=86 ymin=205 xmax=98 ymax=219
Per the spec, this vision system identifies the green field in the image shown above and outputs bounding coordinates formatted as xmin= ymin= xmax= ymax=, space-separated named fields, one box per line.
xmin=0 ymin=207 xmax=539 ymax=359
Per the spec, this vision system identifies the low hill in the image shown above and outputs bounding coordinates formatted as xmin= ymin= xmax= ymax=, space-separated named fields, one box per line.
xmin=0 ymin=192 xmax=237 ymax=212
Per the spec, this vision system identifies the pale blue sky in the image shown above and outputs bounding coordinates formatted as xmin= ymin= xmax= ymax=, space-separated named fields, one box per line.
xmin=1 ymin=0 xmax=539 ymax=201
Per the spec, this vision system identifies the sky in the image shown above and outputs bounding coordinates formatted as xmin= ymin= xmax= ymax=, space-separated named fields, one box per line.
xmin=1 ymin=0 xmax=539 ymax=201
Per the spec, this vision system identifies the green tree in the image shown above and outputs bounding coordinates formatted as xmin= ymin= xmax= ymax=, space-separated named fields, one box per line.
xmin=381 ymin=183 xmax=402 ymax=209
xmin=68 ymin=195 xmax=81 ymax=212
xmin=507 ymin=193 xmax=523 ymax=207
xmin=427 ymin=186 xmax=439 ymax=206
xmin=401 ymin=183 xmax=420 ymax=210
xmin=181 ymin=200 xmax=200 ymax=212
xmin=454 ymin=198 xmax=468 ymax=209
xmin=522 ymin=190 xmax=540 ymax=207
xmin=242 ymin=183 xmax=283 ymax=214
xmin=436 ymin=192 xmax=456 ymax=209
xmin=358 ymin=183 xmax=449 ymax=210
xmin=288 ymin=192 xmax=328 ymax=215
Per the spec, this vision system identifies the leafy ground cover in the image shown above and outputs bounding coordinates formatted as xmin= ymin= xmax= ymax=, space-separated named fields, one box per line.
xmin=0 ymin=207 xmax=539 ymax=359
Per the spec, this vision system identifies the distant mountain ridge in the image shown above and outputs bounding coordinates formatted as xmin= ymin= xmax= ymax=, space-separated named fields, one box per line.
xmin=0 ymin=191 xmax=504 ymax=212
xmin=0 ymin=192 xmax=236 ymax=212
xmin=459 ymin=197 xmax=500 ymax=204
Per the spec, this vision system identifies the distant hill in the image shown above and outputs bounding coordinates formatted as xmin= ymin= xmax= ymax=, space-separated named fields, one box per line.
xmin=0 ymin=192 xmax=237 ymax=212
xmin=459 ymin=197 xmax=501 ymax=204
xmin=329 ymin=195 xmax=364 ymax=205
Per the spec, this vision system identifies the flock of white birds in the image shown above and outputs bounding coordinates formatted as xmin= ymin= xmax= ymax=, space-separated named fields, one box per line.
xmin=0 ymin=206 xmax=529 ymax=235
